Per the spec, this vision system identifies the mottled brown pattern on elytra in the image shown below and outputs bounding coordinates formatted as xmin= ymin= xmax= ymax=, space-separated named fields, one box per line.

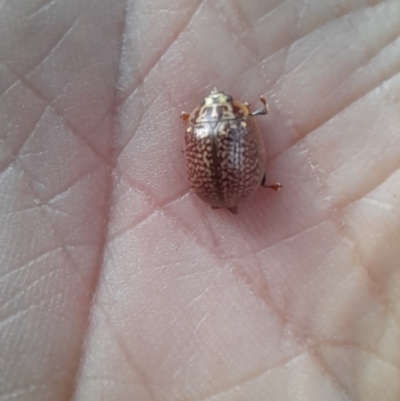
xmin=183 ymin=90 xmax=267 ymax=212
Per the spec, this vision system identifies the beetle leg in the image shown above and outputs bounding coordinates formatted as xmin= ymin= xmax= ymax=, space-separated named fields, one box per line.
xmin=228 ymin=206 xmax=238 ymax=214
xmin=180 ymin=111 xmax=189 ymax=120
xmin=263 ymin=183 xmax=281 ymax=191
xmin=261 ymin=173 xmax=281 ymax=191
xmin=212 ymin=205 xmax=238 ymax=214
xmin=250 ymin=95 xmax=268 ymax=116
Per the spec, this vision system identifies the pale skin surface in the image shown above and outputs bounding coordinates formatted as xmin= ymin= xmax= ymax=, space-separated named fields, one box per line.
xmin=1 ymin=0 xmax=400 ymax=400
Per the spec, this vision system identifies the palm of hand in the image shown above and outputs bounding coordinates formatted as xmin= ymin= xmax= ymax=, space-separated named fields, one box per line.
xmin=1 ymin=1 xmax=400 ymax=400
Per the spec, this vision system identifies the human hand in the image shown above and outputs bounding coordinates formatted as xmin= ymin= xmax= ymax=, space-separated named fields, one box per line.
xmin=1 ymin=1 xmax=400 ymax=400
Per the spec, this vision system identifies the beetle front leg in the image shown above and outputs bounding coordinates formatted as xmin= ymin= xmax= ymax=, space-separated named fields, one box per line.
xmin=250 ymin=95 xmax=268 ymax=116
xmin=180 ymin=111 xmax=189 ymax=121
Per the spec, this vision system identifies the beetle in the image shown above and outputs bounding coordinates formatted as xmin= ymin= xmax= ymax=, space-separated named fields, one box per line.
xmin=180 ymin=88 xmax=281 ymax=214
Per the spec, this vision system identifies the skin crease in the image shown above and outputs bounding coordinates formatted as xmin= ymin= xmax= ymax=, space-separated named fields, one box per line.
xmin=0 ymin=0 xmax=400 ymax=400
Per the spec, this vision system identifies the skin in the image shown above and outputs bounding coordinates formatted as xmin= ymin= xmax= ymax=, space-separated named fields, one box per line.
xmin=0 ymin=0 xmax=399 ymax=400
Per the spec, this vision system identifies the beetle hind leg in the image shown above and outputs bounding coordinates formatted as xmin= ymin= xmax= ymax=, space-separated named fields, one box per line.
xmin=212 ymin=205 xmax=238 ymax=214
xmin=261 ymin=173 xmax=281 ymax=191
